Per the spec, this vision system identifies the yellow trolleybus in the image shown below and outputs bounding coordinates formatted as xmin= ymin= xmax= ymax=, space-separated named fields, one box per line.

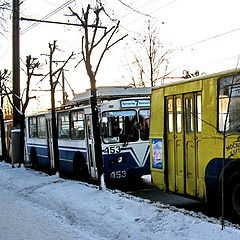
xmin=150 ymin=69 xmax=240 ymax=218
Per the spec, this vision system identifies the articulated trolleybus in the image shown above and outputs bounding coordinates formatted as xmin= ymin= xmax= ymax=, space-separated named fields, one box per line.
xmin=150 ymin=69 xmax=240 ymax=219
xmin=26 ymin=86 xmax=151 ymax=183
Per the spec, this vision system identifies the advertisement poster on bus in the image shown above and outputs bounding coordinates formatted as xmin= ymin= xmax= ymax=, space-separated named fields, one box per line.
xmin=152 ymin=139 xmax=163 ymax=169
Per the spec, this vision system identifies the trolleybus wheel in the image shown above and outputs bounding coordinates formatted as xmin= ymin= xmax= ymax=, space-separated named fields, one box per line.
xmin=73 ymin=152 xmax=89 ymax=181
xmin=224 ymin=172 xmax=240 ymax=220
xmin=231 ymin=181 xmax=240 ymax=218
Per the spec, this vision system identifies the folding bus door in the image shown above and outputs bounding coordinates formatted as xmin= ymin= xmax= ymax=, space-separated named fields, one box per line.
xmin=85 ymin=115 xmax=98 ymax=179
xmin=46 ymin=118 xmax=55 ymax=169
xmin=174 ymin=96 xmax=184 ymax=193
xmin=184 ymin=93 xmax=198 ymax=197
xmin=166 ymin=96 xmax=184 ymax=193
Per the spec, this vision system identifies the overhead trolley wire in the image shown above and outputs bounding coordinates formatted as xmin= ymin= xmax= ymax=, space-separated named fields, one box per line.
xmin=119 ymin=0 xmax=177 ymax=33
xmin=176 ymin=26 xmax=240 ymax=51
xmin=119 ymin=0 xmax=154 ymax=19
xmin=150 ymin=0 xmax=177 ymax=15
xmin=116 ymin=0 xmax=151 ymax=17
xmin=20 ymin=0 xmax=75 ymax=35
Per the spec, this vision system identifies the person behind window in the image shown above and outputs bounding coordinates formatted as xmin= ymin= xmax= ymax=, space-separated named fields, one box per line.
xmin=128 ymin=117 xmax=139 ymax=141
xmin=140 ymin=117 xmax=149 ymax=140
xmin=112 ymin=121 xmax=122 ymax=137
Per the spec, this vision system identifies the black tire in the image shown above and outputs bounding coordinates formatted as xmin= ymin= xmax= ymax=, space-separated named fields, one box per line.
xmin=30 ymin=148 xmax=38 ymax=170
xmin=224 ymin=173 xmax=240 ymax=220
xmin=231 ymin=182 xmax=240 ymax=217
xmin=73 ymin=152 xmax=89 ymax=181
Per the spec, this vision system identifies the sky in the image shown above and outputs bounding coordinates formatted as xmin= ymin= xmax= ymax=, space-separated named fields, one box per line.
xmin=1 ymin=161 xmax=240 ymax=240
xmin=1 ymin=0 xmax=240 ymax=111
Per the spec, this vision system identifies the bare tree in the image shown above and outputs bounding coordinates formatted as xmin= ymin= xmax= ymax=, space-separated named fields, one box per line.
xmin=0 ymin=69 xmax=10 ymax=161
xmin=125 ymin=20 xmax=172 ymax=87
xmin=21 ymin=56 xmax=41 ymax=113
xmin=20 ymin=56 xmax=42 ymax=166
xmin=0 ymin=0 xmax=10 ymax=35
xmin=69 ymin=3 xmax=127 ymax=189
xmin=1 ymin=56 xmax=41 ymax=165
xmin=45 ymin=40 xmax=74 ymax=173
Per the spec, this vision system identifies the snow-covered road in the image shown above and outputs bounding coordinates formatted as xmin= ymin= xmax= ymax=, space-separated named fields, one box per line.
xmin=0 ymin=187 xmax=89 ymax=240
xmin=0 ymin=162 xmax=240 ymax=240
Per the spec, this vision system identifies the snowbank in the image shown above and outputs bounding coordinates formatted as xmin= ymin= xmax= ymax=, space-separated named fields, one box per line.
xmin=0 ymin=162 xmax=240 ymax=240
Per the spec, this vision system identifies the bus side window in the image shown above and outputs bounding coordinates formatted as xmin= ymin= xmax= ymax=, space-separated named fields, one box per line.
xmin=185 ymin=98 xmax=194 ymax=133
xmin=37 ymin=115 xmax=46 ymax=138
xmin=71 ymin=111 xmax=85 ymax=140
xmin=58 ymin=112 xmax=69 ymax=139
xmin=176 ymin=97 xmax=182 ymax=133
xmin=29 ymin=117 xmax=37 ymax=138
xmin=139 ymin=109 xmax=150 ymax=141
xmin=197 ymin=95 xmax=202 ymax=132
xmin=218 ymin=75 xmax=240 ymax=133
xmin=167 ymin=99 xmax=173 ymax=133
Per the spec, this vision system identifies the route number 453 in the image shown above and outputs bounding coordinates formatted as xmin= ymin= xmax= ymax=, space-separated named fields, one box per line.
xmin=103 ymin=146 xmax=121 ymax=154
xmin=109 ymin=170 xmax=127 ymax=179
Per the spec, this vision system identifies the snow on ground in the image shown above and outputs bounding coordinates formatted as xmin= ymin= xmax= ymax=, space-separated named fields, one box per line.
xmin=0 ymin=162 xmax=240 ymax=240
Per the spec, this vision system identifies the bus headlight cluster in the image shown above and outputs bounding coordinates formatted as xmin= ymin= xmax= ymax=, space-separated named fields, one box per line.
xmin=110 ymin=156 xmax=125 ymax=164
xmin=117 ymin=156 xmax=123 ymax=163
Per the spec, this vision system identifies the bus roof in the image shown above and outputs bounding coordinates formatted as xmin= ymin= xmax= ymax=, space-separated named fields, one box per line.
xmin=153 ymin=68 xmax=240 ymax=90
xmin=66 ymin=86 xmax=152 ymax=106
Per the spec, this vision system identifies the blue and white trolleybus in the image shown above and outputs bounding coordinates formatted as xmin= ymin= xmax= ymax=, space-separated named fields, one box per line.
xmin=25 ymin=86 xmax=151 ymax=182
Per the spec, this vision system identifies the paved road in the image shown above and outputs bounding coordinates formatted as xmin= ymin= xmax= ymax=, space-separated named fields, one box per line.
xmin=124 ymin=175 xmax=220 ymax=218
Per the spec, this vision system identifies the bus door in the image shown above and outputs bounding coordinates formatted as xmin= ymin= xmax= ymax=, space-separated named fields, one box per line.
xmin=184 ymin=93 xmax=200 ymax=196
xmin=46 ymin=118 xmax=55 ymax=169
xmin=85 ymin=115 xmax=98 ymax=179
xmin=166 ymin=96 xmax=184 ymax=193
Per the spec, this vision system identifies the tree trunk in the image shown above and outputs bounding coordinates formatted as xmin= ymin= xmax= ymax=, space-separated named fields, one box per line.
xmin=19 ymin=114 xmax=25 ymax=165
xmin=89 ymin=75 xmax=104 ymax=189
xmin=0 ymin=109 xmax=6 ymax=161
xmin=51 ymin=89 xmax=59 ymax=172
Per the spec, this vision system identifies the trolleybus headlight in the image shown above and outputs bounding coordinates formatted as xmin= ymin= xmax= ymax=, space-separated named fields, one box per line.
xmin=117 ymin=156 xmax=123 ymax=163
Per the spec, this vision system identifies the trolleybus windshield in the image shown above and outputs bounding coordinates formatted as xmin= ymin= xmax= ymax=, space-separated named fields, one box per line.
xmin=101 ymin=110 xmax=138 ymax=143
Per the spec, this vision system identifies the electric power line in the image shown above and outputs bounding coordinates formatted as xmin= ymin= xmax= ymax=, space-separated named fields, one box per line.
xmin=176 ymin=26 xmax=240 ymax=51
xmin=117 ymin=0 xmax=177 ymax=35
xmin=20 ymin=0 xmax=75 ymax=35
xmin=116 ymin=0 xmax=240 ymax=54
xmin=116 ymin=0 xmax=151 ymax=18
xmin=149 ymin=0 xmax=177 ymax=15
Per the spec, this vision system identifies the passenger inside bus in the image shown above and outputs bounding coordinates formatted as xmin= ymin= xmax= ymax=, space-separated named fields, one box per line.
xmin=112 ymin=121 xmax=122 ymax=137
xmin=140 ymin=116 xmax=149 ymax=141
xmin=102 ymin=111 xmax=140 ymax=143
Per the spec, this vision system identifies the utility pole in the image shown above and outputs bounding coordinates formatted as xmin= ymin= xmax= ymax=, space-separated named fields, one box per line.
xmin=62 ymin=70 xmax=66 ymax=105
xmin=0 ymin=73 xmax=6 ymax=161
xmin=12 ymin=0 xmax=20 ymax=128
xmin=12 ymin=0 xmax=21 ymax=165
